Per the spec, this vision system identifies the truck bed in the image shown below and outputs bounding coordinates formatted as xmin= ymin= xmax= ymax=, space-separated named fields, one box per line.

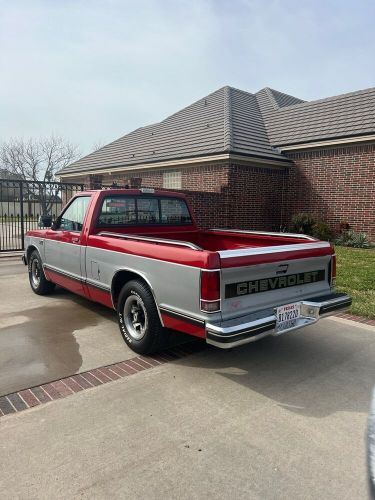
xmin=93 ymin=227 xmax=315 ymax=252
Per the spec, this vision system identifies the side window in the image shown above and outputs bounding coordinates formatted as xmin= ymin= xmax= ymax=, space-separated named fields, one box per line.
xmin=58 ymin=196 xmax=91 ymax=232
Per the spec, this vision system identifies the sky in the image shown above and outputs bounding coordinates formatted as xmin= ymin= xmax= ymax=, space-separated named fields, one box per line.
xmin=1 ymin=0 xmax=374 ymax=156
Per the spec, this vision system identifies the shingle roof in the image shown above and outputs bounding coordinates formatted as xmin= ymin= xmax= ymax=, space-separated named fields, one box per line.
xmin=256 ymin=86 xmax=375 ymax=146
xmin=59 ymin=87 xmax=287 ymax=175
xmin=60 ymin=85 xmax=375 ymax=175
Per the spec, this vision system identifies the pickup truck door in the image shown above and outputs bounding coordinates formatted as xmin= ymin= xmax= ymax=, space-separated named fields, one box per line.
xmin=44 ymin=195 xmax=91 ymax=295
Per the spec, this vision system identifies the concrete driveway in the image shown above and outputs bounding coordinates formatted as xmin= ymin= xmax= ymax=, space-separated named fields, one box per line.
xmin=0 ymin=258 xmax=135 ymax=395
xmin=0 ymin=257 xmax=374 ymax=499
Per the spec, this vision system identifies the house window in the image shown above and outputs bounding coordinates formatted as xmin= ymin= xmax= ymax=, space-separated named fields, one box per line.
xmin=163 ymin=171 xmax=181 ymax=189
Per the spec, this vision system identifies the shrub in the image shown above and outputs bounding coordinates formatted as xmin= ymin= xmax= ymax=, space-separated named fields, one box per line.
xmin=290 ymin=213 xmax=316 ymax=235
xmin=312 ymin=222 xmax=333 ymax=241
xmin=339 ymin=221 xmax=350 ymax=233
xmin=335 ymin=230 xmax=371 ymax=248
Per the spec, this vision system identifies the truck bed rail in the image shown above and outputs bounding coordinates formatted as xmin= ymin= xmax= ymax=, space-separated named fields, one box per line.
xmin=208 ymin=228 xmax=317 ymax=241
xmin=97 ymin=231 xmax=203 ymax=251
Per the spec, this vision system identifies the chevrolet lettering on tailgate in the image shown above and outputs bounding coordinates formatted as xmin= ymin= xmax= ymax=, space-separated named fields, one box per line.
xmin=225 ymin=270 xmax=326 ymax=298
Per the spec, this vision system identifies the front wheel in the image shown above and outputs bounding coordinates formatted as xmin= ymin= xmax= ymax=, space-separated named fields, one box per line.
xmin=28 ymin=250 xmax=56 ymax=295
xmin=117 ymin=280 xmax=165 ymax=354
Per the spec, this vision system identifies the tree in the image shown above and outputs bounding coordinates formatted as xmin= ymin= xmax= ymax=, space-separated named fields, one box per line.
xmin=0 ymin=136 xmax=80 ymax=214
xmin=0 ymin=136 xmax=79 ymax=182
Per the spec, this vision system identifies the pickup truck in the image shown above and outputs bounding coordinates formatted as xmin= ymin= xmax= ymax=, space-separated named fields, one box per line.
xmin=23 ymin=188 xmax=352 ymax=354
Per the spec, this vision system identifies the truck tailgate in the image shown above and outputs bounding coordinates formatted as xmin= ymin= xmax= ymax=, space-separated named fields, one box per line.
xmin=219 ymin=242 xmax=333 ymax=320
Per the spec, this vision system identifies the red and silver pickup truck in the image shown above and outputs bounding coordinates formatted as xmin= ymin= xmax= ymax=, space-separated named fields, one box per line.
xmin=23 ymin=188 xmax=351 ymax=354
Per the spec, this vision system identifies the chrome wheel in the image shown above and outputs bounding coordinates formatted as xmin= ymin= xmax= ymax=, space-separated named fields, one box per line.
xmin=31 ymin=258 xmax=41 ymax=288
xmin=123 ymin=294 xmax=148 ymax=341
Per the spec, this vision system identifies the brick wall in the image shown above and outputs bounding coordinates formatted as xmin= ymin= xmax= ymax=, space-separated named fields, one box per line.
xmin=77 ymin=143 xmax=374 ymax=238
xmin=227 ymin=164 xmax=286 ymax=231
xmin=102 ymin=164 xmax=230 ymax=228
xmin=285 ymin=143 xmax=375 ymax=239
xmin=99 ymin=162 xmax=285 ymax=230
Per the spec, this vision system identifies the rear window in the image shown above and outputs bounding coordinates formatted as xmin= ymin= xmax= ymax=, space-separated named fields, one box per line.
xmin=97 ymin=195 xmax=192 ymax=226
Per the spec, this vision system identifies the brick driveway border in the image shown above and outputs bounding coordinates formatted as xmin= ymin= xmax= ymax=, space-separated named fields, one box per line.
xmin=1 ymin=312 xmax=373 ymax=418
xmin=0 ymin=342 xmax=207 ymax=417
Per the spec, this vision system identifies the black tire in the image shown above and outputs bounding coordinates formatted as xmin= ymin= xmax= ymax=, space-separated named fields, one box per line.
xmin=117 ymin=280 xmax=166 ymax=354
xmin=28 ymin=250 xmax=56 ymax=295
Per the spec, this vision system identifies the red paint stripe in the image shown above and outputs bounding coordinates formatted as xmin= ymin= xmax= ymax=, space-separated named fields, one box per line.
xmin=86 ymin=285 xmax=113 ymax=308
xmin=43 ymin=269 xmax=87 ymax=297
xmin=161 ymin=313 xmax=206 ymax=338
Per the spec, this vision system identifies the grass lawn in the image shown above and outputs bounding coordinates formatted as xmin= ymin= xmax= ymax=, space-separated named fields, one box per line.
xmin=335 ymin=246 xmax=375 ymax=319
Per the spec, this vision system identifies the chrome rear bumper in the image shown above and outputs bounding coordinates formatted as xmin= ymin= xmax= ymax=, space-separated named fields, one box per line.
xmin=205 ymin=292 xmax=352 ymax=349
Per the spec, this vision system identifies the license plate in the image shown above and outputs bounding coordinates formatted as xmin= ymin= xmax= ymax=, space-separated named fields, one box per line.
xmin=275 ymin=302 xmax=301 ymax=334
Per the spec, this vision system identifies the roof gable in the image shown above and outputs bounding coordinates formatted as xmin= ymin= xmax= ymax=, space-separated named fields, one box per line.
xmin=229 ymin=87 xmax=284 ymax=159
xmin=256 ymin=86 xmax=375 ymax=146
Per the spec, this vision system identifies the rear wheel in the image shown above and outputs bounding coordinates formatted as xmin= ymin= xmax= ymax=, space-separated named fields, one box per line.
xmin=117 ymin=280 xmax=165 ymax=354
xmin=28 ymin=250 xmax=55 ymax=295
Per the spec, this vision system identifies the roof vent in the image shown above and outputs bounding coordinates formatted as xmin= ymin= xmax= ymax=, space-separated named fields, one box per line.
xmin=204 ymin=99 xmax=208 ymax=106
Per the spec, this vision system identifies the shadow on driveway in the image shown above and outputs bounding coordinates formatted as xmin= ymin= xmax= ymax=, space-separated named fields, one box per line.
xmin=174 ymin=319 xmax=375 ymax=418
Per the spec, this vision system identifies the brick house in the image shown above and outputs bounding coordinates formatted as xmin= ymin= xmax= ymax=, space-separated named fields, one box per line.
xmin=58 ymin=86 xmax=375 ymax=239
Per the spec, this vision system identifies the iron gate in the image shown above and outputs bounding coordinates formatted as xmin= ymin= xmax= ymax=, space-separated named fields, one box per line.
xmin=0 ymin=179 xmax=84 ymax=251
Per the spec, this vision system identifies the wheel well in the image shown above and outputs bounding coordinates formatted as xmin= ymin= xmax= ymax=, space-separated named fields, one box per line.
xmin=26 ymin=245 xmax=38 ymax=264
xmin=111 ymin=270 xmax=151 ymax=309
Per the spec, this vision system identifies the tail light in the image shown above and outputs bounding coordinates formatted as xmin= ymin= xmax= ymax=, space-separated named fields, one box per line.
xmin=330 ymin=253 xmax=336 ymax=288
xmin=200 ymin=270 xmax=221 ymax=313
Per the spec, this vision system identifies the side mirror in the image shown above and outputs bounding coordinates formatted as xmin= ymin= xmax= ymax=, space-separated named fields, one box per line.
xmin=38 ymin=215 xmax=53 ymax=228
xmin=51 ymin=217 xmax=60 ymax=230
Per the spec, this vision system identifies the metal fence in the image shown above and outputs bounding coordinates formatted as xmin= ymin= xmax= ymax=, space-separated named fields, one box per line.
xmin=0 ymin=179 xmax=84 ymax=251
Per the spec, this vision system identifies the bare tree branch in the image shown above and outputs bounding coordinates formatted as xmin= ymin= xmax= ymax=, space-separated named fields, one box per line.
xmin=0 ymin=136 xmax=80 ymax=214
xmin=0 ymin=136 xmax=79 ymax=182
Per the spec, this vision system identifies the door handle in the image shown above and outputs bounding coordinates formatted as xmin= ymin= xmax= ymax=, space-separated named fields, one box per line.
xmin=72 ymin=237 xmax=80 ymax=244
